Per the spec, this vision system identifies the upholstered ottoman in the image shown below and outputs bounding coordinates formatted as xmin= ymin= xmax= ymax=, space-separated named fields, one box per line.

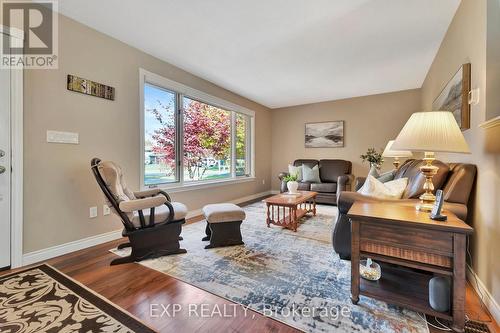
xmin=202 ymin=203 xmax=246 ymax=249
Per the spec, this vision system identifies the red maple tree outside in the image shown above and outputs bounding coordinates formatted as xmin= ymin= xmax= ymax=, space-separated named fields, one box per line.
xmin=148 ymin=98 xmax=232 ymax=180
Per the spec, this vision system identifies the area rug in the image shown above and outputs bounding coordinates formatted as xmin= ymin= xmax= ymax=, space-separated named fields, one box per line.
xmin=112 ymin=201 xmax=429 ymax=333
xmin=0 ymin=264 xmax=155 ymax=333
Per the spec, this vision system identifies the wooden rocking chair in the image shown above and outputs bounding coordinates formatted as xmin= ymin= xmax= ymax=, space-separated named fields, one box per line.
xmin=91 ymin=158 xmax=187 ymax=265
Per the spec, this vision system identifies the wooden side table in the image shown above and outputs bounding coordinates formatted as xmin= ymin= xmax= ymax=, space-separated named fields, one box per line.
xmin=347 ymin=202 xmax=473 ymax=333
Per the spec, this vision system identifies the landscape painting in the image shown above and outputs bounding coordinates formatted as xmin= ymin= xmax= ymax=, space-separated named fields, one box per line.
xmin=305 ymin=121 xmax=344 ymax=148
xmin=432 ymin=63 xmax=471 ymax=130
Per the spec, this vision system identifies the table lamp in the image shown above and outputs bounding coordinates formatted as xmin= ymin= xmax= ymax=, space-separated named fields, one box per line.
xmin=392 ymin=111 xmax=470 ymax=211
xmin=382 ymin=140 xmax=413 ymax=169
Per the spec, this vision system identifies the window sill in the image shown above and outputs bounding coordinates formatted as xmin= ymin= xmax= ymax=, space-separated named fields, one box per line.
xmin=143 ymin=176 xmax=256 ymax=193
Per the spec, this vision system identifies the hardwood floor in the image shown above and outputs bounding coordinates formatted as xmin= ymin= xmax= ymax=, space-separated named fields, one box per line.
xmin=2 ymin=207 xmax=498 ymax=332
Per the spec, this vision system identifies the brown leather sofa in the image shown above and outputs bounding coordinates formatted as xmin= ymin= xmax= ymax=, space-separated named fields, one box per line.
xmin=278 ymin=159 xmax=354 ymax=205
xmin=332 ymin=159 xmax=476 ymax=260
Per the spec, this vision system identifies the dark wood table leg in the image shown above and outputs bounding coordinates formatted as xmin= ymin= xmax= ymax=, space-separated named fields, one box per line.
xmin=451 ymin=234 xmax=466 ymax=333
xmin=266 ymin=203 xmax=271 ymax=227
xmin=351 ymin=219 xmax=360 ymax=305
xmin=312 ymin=197 xmax=316 ymax=215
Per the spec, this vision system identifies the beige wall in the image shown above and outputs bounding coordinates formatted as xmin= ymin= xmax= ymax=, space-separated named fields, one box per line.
xmin=421 ymin=0 xmax=500 ymax=309
xmin=486 ymin=0 xmax=500 ymax=120
xmin=270 ymin=89 xmax=421 ymax=190
xmin=23 ymin=14 xmax=272 ymax=253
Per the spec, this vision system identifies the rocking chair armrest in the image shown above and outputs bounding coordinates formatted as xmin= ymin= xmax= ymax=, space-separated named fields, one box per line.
xmin=158 ymin=190 xmax=172 ymax=202
xmin=119 ymin=196 xmax=167 ymax=213
xmin=133 ymin=188 xmax=161 ymax=198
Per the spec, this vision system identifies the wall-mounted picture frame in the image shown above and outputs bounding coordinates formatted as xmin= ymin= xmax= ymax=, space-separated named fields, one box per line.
xmin=432 ymin=63 xmax=471 ymax=130
xmin=305 ymin=121 xmax=344 ymax=148
xmin=67 ymin=74 xmax=115 ymax=101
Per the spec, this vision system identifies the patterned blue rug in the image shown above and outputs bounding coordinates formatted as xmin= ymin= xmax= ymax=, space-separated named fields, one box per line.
xmin=113 ymin=202 xmax=428 ymax=333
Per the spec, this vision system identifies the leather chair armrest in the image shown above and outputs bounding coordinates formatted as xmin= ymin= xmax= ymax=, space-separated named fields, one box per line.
xmin=442 ymin=202 xmax=467 ymax=221
xmin=354 ymin=177 xmax=366 ymax=191
xmin=337 ymin=191 xmax=409 ymax=214
xmin=134 ymin=188 xmax=161 ymax=198
xmin=337 ymin=174 xmax=354 ymax=190
xmin=278 ymin=172 xmax=289 ymax=181
xmin=119 ymin=196 xmax=167 ymax=213
xmin=278 ymin=172 xmax=290 ymax=193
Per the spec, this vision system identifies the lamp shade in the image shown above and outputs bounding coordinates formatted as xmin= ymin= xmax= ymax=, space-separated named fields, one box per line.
xmin=382 ymin=140 xmax=413 ymax=158
xmin=392 ymin=111 xmax=470 ymax=153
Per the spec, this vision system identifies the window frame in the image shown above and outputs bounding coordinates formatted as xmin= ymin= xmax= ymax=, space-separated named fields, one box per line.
xmin=139 ymin=68 xmax=255 ymax=192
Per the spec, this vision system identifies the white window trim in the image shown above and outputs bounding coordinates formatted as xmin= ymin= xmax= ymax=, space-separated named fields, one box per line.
xmin=139 ymin=68 xmax=256 ymax=191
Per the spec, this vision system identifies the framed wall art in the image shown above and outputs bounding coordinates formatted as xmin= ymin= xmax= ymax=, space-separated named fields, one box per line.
xmin=305 ymin=121 xmax=344 ymax=148
xmin=432 ymin=63 xmax=471 ymax=130
xmin=67 ymin=74 xmax=115 ymax=101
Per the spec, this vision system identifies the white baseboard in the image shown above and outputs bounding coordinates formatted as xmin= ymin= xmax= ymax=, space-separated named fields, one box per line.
xmin=22 ymin=190 xmax=273 ymax=267
xmin=467 ymin=265 xmax=500 ymax=324
xmin=23 ymin=229 xmax=124 ymax=266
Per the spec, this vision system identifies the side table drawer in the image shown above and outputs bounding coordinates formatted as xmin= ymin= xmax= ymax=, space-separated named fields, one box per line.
xmin=360 ymin=222 xmax=453 ymax=255
xmin=360 ymin=242 xmax=452 ymax=268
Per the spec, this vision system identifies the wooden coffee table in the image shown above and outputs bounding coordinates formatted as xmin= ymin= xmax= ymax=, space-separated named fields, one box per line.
xmin=264 ymin=191 xmax=317 ymax=231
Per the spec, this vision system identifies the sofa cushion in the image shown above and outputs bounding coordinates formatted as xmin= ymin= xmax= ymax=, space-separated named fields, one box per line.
xmin=319 ymin=159 xmax=352 ymax=183
xmin=311 ymin=183 xmax=337 ymax=193
xmin=131 ymin=202 xmax=187 ymax=227
xmin=298 ymin=182 xmax=311 ymax=191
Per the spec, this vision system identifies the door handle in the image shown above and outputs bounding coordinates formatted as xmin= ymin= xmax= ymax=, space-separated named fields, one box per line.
xmin=0 ymin=150 xmax=4 ymax=158
xmin=0 ymin=166 xmax=5 ymax=174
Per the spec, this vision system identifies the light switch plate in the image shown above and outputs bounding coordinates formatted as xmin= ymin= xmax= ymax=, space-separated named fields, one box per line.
xmin=103 ymin=205 xmax=111 ymax=216
xmin=47 ymin=130 xmax=79 ymax=144
xmin=89 ymin=206 xmax=98 ymax=218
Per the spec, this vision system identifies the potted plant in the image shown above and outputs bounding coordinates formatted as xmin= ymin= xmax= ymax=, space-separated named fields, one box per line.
xmin=283 ymin=173 xmax=299 ymax=194
xmin=361 ymin=148 xmax=384 ymax=170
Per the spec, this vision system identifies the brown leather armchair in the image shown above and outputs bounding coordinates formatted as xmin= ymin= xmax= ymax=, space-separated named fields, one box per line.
xmin=332 ymin=159 xmax=476 ymax=259
xmin=278 ymin=159 xmax=354 ymax=205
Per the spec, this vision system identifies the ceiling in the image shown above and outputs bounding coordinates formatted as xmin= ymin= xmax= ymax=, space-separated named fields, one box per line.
xmin=57 ymin=0 xmax=461 ymax=108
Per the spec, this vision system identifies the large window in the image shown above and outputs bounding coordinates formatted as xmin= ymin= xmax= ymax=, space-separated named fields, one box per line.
xmin=141 ymin=70 xmax=254 ymax=189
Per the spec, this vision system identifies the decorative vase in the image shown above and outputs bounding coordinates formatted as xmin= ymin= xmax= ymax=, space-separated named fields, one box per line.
xmin=287 ymin=181 xmax=299 ymax=194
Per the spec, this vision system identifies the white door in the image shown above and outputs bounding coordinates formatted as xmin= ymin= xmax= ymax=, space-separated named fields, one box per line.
xmin=0 ymin=41 xmax=11 ymax=269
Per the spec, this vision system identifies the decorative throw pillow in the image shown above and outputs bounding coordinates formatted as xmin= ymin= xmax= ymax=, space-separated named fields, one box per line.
xmin=288 ymin=164 xmax=303 ymax=181
xmin=368 ymin=165 xmax=380 ymax=178
xmin=302 ymin=164 xmax=321 ymax=183
xmin=377 ymin=170 xmax=396 ymax=183
xmin=367 ymin=165 xmax=395 ymax=183
xmin=358 ymin=175 xmax=408 ymax=199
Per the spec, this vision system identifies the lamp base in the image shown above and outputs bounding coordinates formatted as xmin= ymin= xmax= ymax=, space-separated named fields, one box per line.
xmin=416 ymin=152 xmax=438 ymax=212
xmin=392 ymin=157 xmax=400 ymax=170
xmin=416 ymin=202 xmax=434 ymax=212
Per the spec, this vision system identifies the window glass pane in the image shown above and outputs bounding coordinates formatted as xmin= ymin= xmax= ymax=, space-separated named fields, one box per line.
xmin=183 ymin=97 xmax=231 ymax=181
xmin=236 ymin=113 xmax=248 ymax=176
xmin=144 ymin=83 xmax=177 ymax=185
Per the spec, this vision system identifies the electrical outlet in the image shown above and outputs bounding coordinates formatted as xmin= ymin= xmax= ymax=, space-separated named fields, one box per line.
xmin=103 ymin=205 xmax=111 ymax=216
xmin=262 ymin=179 xmax=266 ymax=185
xmin=89 ymin=206 xmax=98 ymax=218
